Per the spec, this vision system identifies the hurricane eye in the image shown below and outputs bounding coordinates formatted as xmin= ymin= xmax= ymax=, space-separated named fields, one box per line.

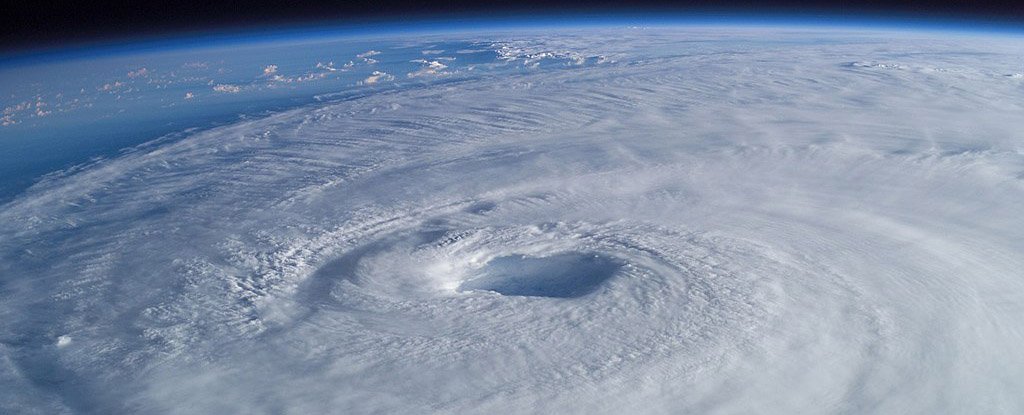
xmin=459 ymin=252 xmax=624 ymax=298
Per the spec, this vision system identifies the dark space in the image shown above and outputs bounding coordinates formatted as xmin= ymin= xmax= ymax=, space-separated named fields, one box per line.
xmin=3 ymin=0 xmax=1023 ymax=51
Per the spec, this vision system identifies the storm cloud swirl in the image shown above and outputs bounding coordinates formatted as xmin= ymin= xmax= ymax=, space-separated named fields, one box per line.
xmin=2 ymin=28 xmax=1024 ymax=414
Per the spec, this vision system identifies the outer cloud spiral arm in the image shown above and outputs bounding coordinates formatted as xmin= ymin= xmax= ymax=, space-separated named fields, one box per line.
xmin=1 ymin=29 xmax=1024 ymax=413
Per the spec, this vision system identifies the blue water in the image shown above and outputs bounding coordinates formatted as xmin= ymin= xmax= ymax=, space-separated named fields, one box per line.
xmin=0 ymin=36 xmax=498 ymax=204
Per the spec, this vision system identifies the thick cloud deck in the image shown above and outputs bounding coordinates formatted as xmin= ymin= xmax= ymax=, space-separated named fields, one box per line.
xmin=1 ymin=27 xmax=1024 ymax=414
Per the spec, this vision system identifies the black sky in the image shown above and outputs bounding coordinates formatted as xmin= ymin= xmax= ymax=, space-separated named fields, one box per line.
xmin=3 ymin=0 xmax=1023 ymax=51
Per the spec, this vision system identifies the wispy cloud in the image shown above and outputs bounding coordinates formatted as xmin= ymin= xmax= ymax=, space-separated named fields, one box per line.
xmin=98 ymin=81 xmax=124 ymax=92
xmin=128 ymin=68 xmax=150 ymax=78
xmin=213 ymin=84 xmax=243 ymax=93
xmin=356 ymin=50 xmax=381 ymax=65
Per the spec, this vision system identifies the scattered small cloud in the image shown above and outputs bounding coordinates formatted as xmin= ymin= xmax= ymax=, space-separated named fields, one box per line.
xmin=421 ymin=49 xmax=444 ymax=55
xmin=128 ymin=68 xmax=149 ymax=78
xmin=213 ymin=84 xmax=243 ymax=93
xmin=99 ymin=81 xmax=125 ymax=92
xmin=184 ymin=92 xmax=195 ymax=100
xmin=357 ymin=50 xmax=381 ymax=65
xmin=2 ymin=97 xmax=57 ymax=124
xmin=4 ymin=101 xmax=32 ymax=114
xmin=288 ymin=73 xmax=329 ymax=83
xmin=407 ymin=60 xmax=450 ymax=78
xmin=359 ymin=71 xmax=393 ymax=85
xmin=33 ymin=100 xmax=51 ymax=117
xmin=316 ymin=61 xmax=339 ymax=72
xmin=493 ymin=42 xmax=591 ymax=67
xmin=262 ymin=65 xmax=279 ymax=76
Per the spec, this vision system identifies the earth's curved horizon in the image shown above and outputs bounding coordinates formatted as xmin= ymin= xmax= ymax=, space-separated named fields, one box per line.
xmin=1 ymin=19 xmax=1023 ymax=414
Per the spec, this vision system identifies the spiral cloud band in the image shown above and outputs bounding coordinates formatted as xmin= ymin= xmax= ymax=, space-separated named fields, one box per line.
xmin=1 ymin=28 xmax=1023 ymax=413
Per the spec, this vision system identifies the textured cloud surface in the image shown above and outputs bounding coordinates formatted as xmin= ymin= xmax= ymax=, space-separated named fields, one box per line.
xmin=1 ymin=27 xmax=1024 ymax=414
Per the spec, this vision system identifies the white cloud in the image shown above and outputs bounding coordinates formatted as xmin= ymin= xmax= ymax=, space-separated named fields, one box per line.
xmin=407 ymin=60 xmax=449 ymax=78
xmin=289 ymin=72 xmax=329 ymax=83
xmin=262 ymin=65 xmax=278 ymax=76
xmin=359 ymin=71 xmax=393 ymax=85
xmin=212 ymin=84 xmax=242 ymax=93
xmin=128 ymin=68 xmax=149 ymax=78
xmin=356 ymin=50 xmax=381 ymax=65
xmin=316 ymin=61 xmax=338 ymax=72
xmin=4 ymin=28 xmax=1024 ymax=415
xmin=4 ymin=101 xmax=31 ymax=114
xmin=99 ymin=81 xmax=124 ymax=92
xmin=356 ymin=50 xmax=381 ymax=58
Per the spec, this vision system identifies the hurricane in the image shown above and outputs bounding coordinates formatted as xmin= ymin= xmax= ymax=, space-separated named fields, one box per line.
xmin=1 ymin=25 xmax=1023 ymax=414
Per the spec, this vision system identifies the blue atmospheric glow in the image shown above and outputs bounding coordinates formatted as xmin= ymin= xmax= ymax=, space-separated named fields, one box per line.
xmin=2 ymin=12 xmax=1022 ymax=66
